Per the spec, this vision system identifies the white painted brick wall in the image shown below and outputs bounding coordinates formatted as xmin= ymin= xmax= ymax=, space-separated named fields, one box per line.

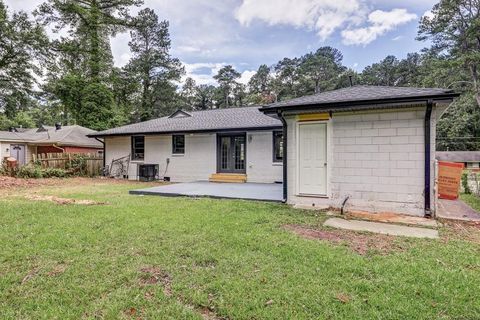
xmin=287 ymin=106 xmax=439 ymax=216
xmin=104 ymin=131 xmax=282 ymax=183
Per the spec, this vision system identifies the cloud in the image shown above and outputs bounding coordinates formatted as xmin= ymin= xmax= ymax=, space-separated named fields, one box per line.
xmin=238 ymin=70 xmax=256 ymax=85
xmin=341 ymin=9 xmax=417 ymax=45
xmin=235 ymin=0 xmax=365 ymax=40
xmin=182 ymin=62 xmax=228 ymax=85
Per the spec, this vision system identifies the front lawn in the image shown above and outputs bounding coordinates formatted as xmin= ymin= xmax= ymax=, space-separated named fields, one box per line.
xmin=1 ymin=179 xmax=479 ymax=319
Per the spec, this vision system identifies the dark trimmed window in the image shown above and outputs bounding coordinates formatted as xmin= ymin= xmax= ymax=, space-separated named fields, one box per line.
xmin=172 ymin=135 xmax=185 ymax=154
xmin=273 ymin=131 xmax=283 ymax=163
xmin=131 ymin=136 xmax=145 ymax=160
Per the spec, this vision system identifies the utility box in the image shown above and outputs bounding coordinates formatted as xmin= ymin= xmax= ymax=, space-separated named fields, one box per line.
xmin=138 ymin=164 xmax=159 ymax=182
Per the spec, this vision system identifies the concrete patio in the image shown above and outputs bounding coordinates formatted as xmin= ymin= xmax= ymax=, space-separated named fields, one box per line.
xmin=130 ymin=181 xmax=283 ymax=202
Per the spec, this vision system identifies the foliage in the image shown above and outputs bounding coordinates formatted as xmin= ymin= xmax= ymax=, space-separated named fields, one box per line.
xmin=213 ymin=65 xmax=241 ymax=108
xmin=462 ymin=171 xmax=471 ymax=194
xmin=14 ymin=164 xmax=68 ymax=179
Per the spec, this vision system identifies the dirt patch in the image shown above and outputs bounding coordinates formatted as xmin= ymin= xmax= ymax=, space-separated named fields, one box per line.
xmin=0 ymin=176 xmax=59 ymax=190
xmin=284 ymin=224 xmax=407 ymax=255
xmin=25 ymin=194 xmax=106 ymax=205
xmin=139 ymin=266 xmax=172 ymax=297
xmin=47 ymin=263 xmax=68 ymax=277
xmin=441 ymin=220 xmax=480 ymax=244
xmin=21 ymin=267 xmax=39 ymax=284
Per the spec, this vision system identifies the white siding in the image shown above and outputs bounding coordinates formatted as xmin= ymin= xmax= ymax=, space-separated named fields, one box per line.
xmin=0 ymin=142 xmax=35 ymax=165
xmin=104 ymin=131 xmax=282 ymax=183
xmin=287 ymin=106 xmax=439 ymax=216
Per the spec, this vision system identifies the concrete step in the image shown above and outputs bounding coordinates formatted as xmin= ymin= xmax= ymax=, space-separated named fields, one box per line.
xmin=209 ymin=173 xmax=247 ymax=183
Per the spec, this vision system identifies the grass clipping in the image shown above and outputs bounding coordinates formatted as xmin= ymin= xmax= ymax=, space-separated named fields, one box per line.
xmin=25 ymin=195 xmax=106 ymax=205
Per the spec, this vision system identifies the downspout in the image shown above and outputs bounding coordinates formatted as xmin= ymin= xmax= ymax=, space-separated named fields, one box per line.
xmin=94 ymin=138 xmax=106 ymax=168
xmin=277 ymin=110 xmax=288 ymax=203
xmin=424 ymin=100 xmax=433 ymax=217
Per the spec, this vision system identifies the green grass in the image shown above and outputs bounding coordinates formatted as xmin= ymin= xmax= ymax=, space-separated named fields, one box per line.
xmin=460 ymin=193 xmax=480 ymax=212
xmin=1 ymin=180 xmax=479 ymax=319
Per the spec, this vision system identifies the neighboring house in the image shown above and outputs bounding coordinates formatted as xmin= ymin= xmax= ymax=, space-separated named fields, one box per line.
xmin=436 ymin=151 xmax=480 ymax=170
xmin=260 ymin=85 xmax=459 ymax=217
xmin=0 ymin=124 xmax=103 ymax=166
xmin=89 ymin=107 xmax=283 ymax=183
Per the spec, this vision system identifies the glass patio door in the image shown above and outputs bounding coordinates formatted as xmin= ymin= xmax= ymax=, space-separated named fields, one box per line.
xmin=217 ymin=133 xmax=246 ymax=173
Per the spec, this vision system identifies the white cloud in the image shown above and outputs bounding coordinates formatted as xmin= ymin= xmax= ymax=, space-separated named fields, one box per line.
xmin=235 ymin=0 xmax=365 ymax=40
xmin=238 ymin=70 xmax=256 ymax=85
xmin=182 ymin=62 xmax=228 ymax=85
xmin=422 ymin=10 xmax=434 ymax=19
xmin=341 ymin=9 xmax=417 ymax=45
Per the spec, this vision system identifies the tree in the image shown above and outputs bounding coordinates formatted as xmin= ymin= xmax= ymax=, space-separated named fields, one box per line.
xmin=180 ymin=77 xmax=197 ymax=110
xmin=360 ymin=55 xmax=400 ymax=86
xmin=247 ymin=64 xmax=275 ymax=104
xmin=36 ymin=0 xmax=143 ymax=129
xmin=213 ymin=65 xmax=240 ymax=108
xmin=125 ymin=8 xmax=183 ymax=120
xmin=0 ymin=1 xmax=48 ymax=118
xmin=273 ymin=57 xmax=301 ymax=100
xmin=418 ymin=0 xmax=480 ymax=106
xmin=298 ymin=47 xmax=346 ymax=94
xmin=195 ymin=84 xmax=216 ymax=110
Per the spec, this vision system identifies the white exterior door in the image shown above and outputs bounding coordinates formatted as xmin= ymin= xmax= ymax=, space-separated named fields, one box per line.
xmin=297 ymin=122 xmax=327 ymax=195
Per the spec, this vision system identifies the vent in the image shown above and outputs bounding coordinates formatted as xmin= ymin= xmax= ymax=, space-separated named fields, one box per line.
xmin=168 ymin=109 xmax=192 ymax=118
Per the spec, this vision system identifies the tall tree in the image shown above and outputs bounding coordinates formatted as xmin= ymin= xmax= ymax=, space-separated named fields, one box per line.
xmin=213 ymin=65 xmax=240 ymax=108
xmin=0 ymin=1 xmax=48 ymax=118
xmin=125 ymin=8 xmax=183 ymax=120
xmin=273 ymin=57 xmax=301 ymax=100
xmin=360 ymin=55 xmax=400 ymax=86
xmin=418 ymin=0 xmax=480 ymax=106
xmin=299 ymin=47 xmax=346 ymax=94
xmin=36 ymin=0 xmax=142 ymax=129
xmin=247 ymin=64 xmax=275 ymax=104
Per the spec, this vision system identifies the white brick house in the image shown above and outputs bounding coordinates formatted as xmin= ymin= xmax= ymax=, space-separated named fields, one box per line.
xmin=260 ymin=85 xmax=459 ymax=217
xmin=90 ymin=107 xmax=284 ymax=184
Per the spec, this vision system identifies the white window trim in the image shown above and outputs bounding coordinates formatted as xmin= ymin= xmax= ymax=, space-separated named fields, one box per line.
xmin=295 ymin=119 xmax=331 ymax=198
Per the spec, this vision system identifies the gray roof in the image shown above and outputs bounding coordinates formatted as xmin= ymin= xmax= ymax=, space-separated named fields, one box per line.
xmin=436 ymin=151 xmax=480 ymax=162
xmin=261 ymin=85 xmax=458 ymax=111
xmin=0 ymin=125 xmax=102 ymax=148
xmin=90 ymin=106 xmax=282 ymax=137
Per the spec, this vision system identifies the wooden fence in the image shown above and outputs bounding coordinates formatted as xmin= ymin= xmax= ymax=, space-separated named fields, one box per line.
xmin=32 ymin=152 xmax=103 ymax=176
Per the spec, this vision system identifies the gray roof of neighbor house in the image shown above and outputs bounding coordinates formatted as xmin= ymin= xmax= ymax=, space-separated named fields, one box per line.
xmin=89 ymin=106 xmax=282 ymax=137
xmin=0 ymin=125 xmax=102 ymax=148
xmin=260 ymin=85 xmax=459 ymax=113
xmin=436 ymin=151 xmax=480 ymax=163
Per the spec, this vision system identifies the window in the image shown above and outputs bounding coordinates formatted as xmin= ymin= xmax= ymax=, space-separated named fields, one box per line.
xmin=273 ymin=131 xmax=283 ymax=163
xmin=172 ymin=135 xmax=185 ymax=154
xmin=131 ymin=136 xmax=145 ymax=160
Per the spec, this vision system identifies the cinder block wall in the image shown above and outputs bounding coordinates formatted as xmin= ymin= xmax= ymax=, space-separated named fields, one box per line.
xmin=246 ymin=131 xmax=283 ymax=183
xmin=286 ymin=106 xmax=439 ymax=216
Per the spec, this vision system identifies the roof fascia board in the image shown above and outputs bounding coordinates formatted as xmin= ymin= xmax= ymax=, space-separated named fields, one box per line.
xmin=88 ymin=125 xmax=283 ymax=138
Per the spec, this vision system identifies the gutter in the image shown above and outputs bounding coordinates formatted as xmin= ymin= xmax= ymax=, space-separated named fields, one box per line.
xmin=94 ymin=138 xmax=106 ymax=168
xmin=277 ymin=110 xmax=288 ymax=203
xmin=424 ymin=100 xmax=433 ymax=217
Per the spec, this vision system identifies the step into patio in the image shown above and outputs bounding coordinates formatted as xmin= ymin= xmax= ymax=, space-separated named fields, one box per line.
xmin=324 ymin=218 xmax=439 ymax=239
xmin=209 ymin=173 xmax=247 ymax=183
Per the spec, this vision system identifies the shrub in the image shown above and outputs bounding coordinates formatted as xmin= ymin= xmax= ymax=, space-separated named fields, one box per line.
xmin=462 ymin=172 xmax=471 ymax=194
xmin=43 ymin=168 xmax=68 ymax=178
xmin=16 ymin=165 xmax=44 ymax=179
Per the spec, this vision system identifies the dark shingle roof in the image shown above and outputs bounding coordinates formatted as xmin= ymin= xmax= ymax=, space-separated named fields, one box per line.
xmin=436 ymin=151 xmax=480 ymax=162
xmin=0 ymin=125 xmax=102 ymax=148
xmin=261 ymin=85 xmax=458 ymax=111
xmin=90 ymin=106 xmax=282 ymax=137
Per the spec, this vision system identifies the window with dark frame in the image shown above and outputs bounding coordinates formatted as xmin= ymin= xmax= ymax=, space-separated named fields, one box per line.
xmin=273 ymin=131 xmax=283 ymax=163
xmin=172 ymin=135 xmax=185 ymax=154
xmin=131 ymin=136 xmax=145 ymax=160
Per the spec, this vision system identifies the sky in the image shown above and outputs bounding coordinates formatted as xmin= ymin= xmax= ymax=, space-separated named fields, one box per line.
xmin=5 ymin=0 xmax=438 ymax=85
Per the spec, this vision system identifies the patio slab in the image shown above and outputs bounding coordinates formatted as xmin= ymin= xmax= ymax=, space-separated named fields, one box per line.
xmin=130 ymin=181 xmax=283 ymax=202
xmin=437 ymin=198 xmax=480 ymax=222
xmin=324 ymin=218 xmax=439 ymax=239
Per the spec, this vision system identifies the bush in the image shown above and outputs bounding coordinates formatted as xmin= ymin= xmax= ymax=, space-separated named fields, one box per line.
xmin=14 ymin=165 xmax=69 ymax=179
xmin=462 ymin=172 xmax=471 ymax=194
xmin=16 ymin=165 xmax=44 ymax=179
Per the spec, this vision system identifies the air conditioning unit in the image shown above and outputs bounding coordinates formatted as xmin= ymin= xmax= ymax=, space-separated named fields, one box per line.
xmin=138 ymin=164 xmax=159 ymax=182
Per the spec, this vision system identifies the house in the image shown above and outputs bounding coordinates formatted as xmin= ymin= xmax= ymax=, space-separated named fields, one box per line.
xmin=0 ymin=124 xmax=103 ymax=166
xmin=436 ymin=151 xmax=480 ymax=170
xmin=89 ymin=107 xmax=284 ymax=183
xmin=260 ymin=85 xmax=459 ymax=217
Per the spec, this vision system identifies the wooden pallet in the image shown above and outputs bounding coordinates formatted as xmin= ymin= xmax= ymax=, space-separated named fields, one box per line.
xmin=209 ymin=173 xmax=247 ymax=183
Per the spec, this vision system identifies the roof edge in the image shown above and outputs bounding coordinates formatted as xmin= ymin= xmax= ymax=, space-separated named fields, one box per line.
xmin=88 ymin=125 xmax=283 ymax=138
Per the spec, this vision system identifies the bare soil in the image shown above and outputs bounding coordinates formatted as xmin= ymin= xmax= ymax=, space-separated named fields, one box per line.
xmin=283 ymin=224 xmax=408 ymax=255
xmin=25 ymin=194 xmax=106 ymax=205
xmin=441 ymin=220 xmax=480 ymax=244
xmin=139 ymin=266 xmax=172 ymax=297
